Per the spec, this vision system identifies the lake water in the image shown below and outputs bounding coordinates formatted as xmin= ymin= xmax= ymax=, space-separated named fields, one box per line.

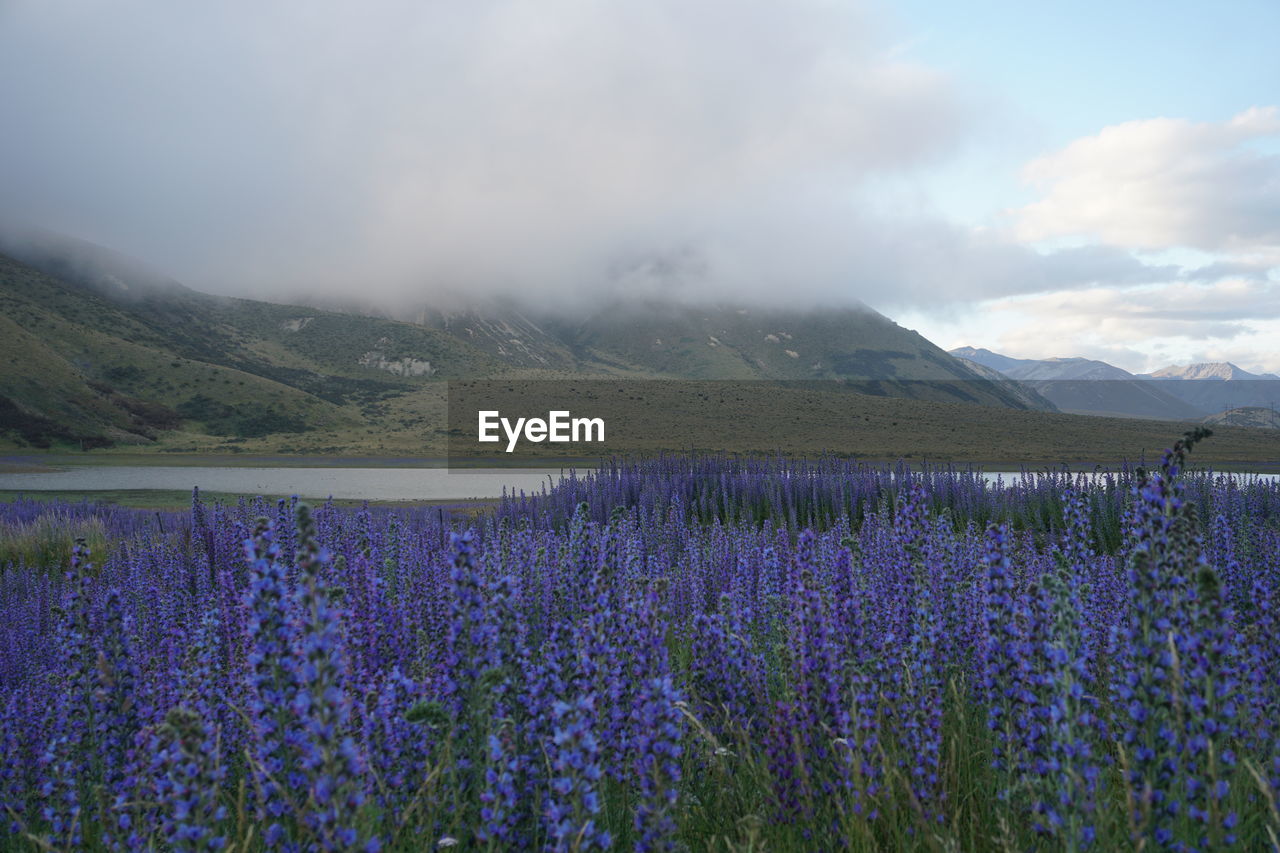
xmin=0 ymin=466 xmax=1273 ymax=502
xmin=0 ymin=466 xmax=575 ymax=501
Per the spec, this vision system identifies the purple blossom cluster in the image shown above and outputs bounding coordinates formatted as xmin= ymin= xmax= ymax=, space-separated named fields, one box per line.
xmin=0 ymin=445 xmax=1277 ymax=849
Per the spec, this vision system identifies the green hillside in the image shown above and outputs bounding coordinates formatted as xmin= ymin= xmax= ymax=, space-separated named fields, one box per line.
xmin=0 ymin=251 xmax=506 ymax=449
xmin=548 ymin=300 xmax=1053 ymax=408
xmin=0 ymin=235 xmax=1055 ymax=454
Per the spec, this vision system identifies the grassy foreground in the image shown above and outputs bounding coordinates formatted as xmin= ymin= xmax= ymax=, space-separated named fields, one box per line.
xmin=7 ymin=383 xmax=1280 ymax=467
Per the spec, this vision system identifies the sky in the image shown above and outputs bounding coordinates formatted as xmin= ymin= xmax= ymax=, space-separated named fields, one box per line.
xmin=0 ymin=0 xmax=1277 ymax=373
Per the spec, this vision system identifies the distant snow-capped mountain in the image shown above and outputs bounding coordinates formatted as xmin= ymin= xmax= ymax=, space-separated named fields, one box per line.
xmin=1145 ymin=362 xmax=1279 ymax=381
xmin=1139 ymin=363 xmax=1280 ymax=413
xmin=948 ymin=347 xmax=1280 ymax=421
xmin=948 ymin=347 xmax=1201 ymax=420
xmin=952 ymin=347 xmax=1280 ymax=421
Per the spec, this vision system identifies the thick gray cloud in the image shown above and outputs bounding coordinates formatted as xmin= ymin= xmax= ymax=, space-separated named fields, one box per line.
xmin=2 ymin=1 xmax=1267 ymax=319
xmin=0 ymin=0 xmax=977 ymax=307
xmin=957 ymin=277 xmax=1280 ymax=374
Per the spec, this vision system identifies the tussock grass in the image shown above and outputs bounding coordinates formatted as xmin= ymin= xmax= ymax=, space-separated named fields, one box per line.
xmin=0 ymin=514 xmax=111 ymax=570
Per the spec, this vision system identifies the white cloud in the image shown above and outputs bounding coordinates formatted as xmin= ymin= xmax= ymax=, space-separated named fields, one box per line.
xmin=969 ymin=278 xmax=1280 ymax=374
xmin=1013 ymin=107 xmax=1280 ymax=252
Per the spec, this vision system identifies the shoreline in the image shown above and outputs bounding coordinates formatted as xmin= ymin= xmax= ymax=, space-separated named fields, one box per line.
xmin=4 ymin=451 xmax=1278 ymax=475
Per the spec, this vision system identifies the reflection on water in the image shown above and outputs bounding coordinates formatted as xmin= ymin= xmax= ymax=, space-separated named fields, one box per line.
xmin=0 ymin=467 xmax=574 ymax=501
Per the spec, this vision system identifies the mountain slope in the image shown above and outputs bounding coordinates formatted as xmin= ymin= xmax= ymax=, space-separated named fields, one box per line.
xmin=1149 ymin=362 xmax=1277 ymax=381
xmin=951 ymin=348 xmax=1138 ymax=381
xmin=0 ymin=232 xmax=1054 ymax=451
xmin=542 ymin=301 xmax=1052 ymax=409
xmin=0 ymin=250 xmax=511 ymax=447
xmin=0 ymin=229 xmax=510 ymax=387
xmin=951 ymin=357 xmax=1059 ymax=411
xmin=1003 ymin=357 xmax=1133 ymax=382
xmin=949 ymin=346 xmax=1031 ymax=375
xmin=1203 ymin=406 xmax=1280 ymax=430
xmin=413 ymin=304 xmax=581 ymax=370
xmin=1141 ymin=362 xmax=1280 ymax=413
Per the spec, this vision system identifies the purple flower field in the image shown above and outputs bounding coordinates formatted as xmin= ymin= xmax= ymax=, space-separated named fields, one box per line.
xmin=2 ymin=433 xmax=1280 ymax=851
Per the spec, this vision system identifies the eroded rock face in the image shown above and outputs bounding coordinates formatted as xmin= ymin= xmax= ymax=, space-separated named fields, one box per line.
xmin=282 ymin=317 xmax=314 ymax=332
xmin=357 ymin=351 xmax=435 ymax=376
